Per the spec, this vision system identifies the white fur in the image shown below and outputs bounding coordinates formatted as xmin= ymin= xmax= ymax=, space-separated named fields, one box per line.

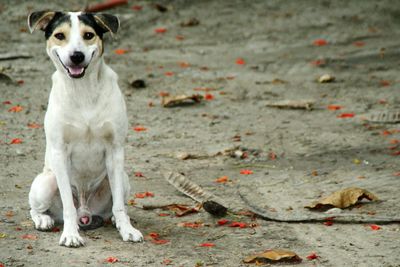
xmin=29 ymin=12 xmax=143 ymax=247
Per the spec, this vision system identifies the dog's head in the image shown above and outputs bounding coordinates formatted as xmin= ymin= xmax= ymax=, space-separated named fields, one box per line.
xmin=28 ymin=11 xmax=119 ymax=79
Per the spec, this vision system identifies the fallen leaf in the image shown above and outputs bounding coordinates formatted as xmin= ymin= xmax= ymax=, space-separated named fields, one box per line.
xmin=161 ymin=94 xmax=203 ymax=107
xmin=133 ymin=126 xmax=147 ymax=132
xmin=240 ymin=169 xmax=253 ymax=175
xmin=305 ymin=187 xmax=378 ymax=210
xmin=10 ymin=138 xmax=23 ymax=144
xmin=155 ymin=27 xmax=167 ymax=34
xmin=236 ymin=58 xmax=246 ymax=65
xmin=370 ymin=224 xmax=381 ymax=230
xmin=337 ymin=113 xmax=355 ymax=118
xmin=135 ymin=192 xmax=154 ymax=198
xmin=21 ymin=234 xmax=38 ymax=240
xmin=178 ymin=61 xmax=190 ymax=68
xmin=158 ymin=204 xmax=201 ymax=217
xmin=313 ymin=39 xmax=328 ymax=46
xmin=306 ymin=252 xmax=319 ymax=260
xmin=318 ymin=74 xmax=335 ymax=83
xmin=199 ymin=242 xmax=215 ymax=247
xmin=8 ymin=105 xmax=23 ymax=112
xmin=0 ymin=233 xmax=7 ymax=238
xmin=147 ymin=232 xmax=169 ymax=244
xmin=114 ymin=49 xmax=128 ymax=55
xmin=215 ymin=176 xmax=229 ymax=183
xmin=243 ymin=249 xmax=302 ymax=264
xmin=105 ymin=256 xmax=119 ymax=263
xmin=327 ymin=105 xmax=343 ymax=111
xmin=266 ymin=99 xmax=315 ymax=110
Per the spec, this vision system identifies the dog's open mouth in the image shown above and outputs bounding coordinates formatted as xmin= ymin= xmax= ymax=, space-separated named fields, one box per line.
xmin=55 ymin=52 xmax=88 ymax=79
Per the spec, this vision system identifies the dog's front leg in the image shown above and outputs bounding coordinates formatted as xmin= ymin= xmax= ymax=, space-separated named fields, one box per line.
xmin=51 ymin=147 xmax=85 ymax=247
xmin=106 ymin=146 xmax=143 ymax=242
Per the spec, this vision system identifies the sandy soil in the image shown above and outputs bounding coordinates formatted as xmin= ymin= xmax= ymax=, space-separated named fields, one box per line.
xmin=1 ymin=0 xmax=400 ymax=266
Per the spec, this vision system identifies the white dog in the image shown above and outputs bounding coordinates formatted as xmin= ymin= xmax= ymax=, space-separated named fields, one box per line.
xmin=27 ymin=11 xmax=143 ymax=247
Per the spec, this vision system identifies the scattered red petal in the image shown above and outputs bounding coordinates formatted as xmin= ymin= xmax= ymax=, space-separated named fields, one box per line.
xmin=105 ymin=256 xmax=119 ymax=263
xmin=393 ymin=172 xmax=400 ymax=176
xmin=135 ymin=191 xmax=154 ymax=198
xmin=353 ymin=41 xmax=365 ymax=47
xmin=27 ymin=123 xmax=41 ymax=129
xmin=205 ymin=93 xmax=214 ymax=100
xmin=2 ymin=100 xmax=12 ymax=105
xmin=380 ymin=80 xmax=391 ymax=87
xmin=240 ymin=169 xmax=253 ymax=175
xmin=155 ymin=27 xmax=167 ymax=34
xmin=134 ymin=172 xmax=144 ymax=177
xmin=159 ymin=91 xmax=170 ymax=97
xmin=215 ymin=176 xmax=229 ymax=183
xmin=391 ymin=151 xmax=400 ymax=156
xmin=178 ymin=61 xmax=190 ymax=68
xmin=114 ymin=49 xmax=129 ymax=55
xmin=323 ymin=221 xmax=333 ymax=226
xmin=162 ymin=259 xmax=173 ymax=265
xmin=158 ymin=213 xmax=170 ymax=217
xmin=229 ymin=222 xmax=247 ymax=228
xmin=370 ymin=224 xmax=381 ymax=231
xmin=235 ymin=58 xmax=245 ymax=65
xmin=21 ymin=234 xmax=38 ymax=240
xmin=178 ymin=222 xmax=204 ymax=228
xmin=10 ymin=138 xmax=23 ymax=144
xmin=199 ymin=242 xmax=215 ymax=247
xmin=164 ymin=71 xmax=174 ymax=76
xmin=389 ymin=139 xmax=399 ymax=144
xmin=327 ymin=105 xmax=343 ymax=111
xmin=131 ymin=5 xmax=143 ymax=11
xmin=149 ymin=232 xmax=159 ymax=239
xmin=8 ymin=105 xmax=23 ymax=113
xmin=17 ymin=80 xmax=24 ymax=85
xmin=306 ymin=252 xmax=319 ymax=260
xmin=51 ymin=227 xmax=60 ymax=232
xmin=217 ymin=219 xmax=229 ymax=226
xmin=15 ymin=227 xmax=23 ymax=231
xmin=310 ymin=59 xmax=326 ymax=66
xmin=313 ymin=39 xmax=328 ymax=46
xmin=152 ymin=239 xmax=169 ymax=244
xmin=378 ymin=99 xmax=387 ymax=104
xmin=175 ymin=35 xmax=185 ymax=40
xmin=336 ymin=113 xmax=355 ymax=118
xmin=133 ymin=126 xmax=147 ymax=132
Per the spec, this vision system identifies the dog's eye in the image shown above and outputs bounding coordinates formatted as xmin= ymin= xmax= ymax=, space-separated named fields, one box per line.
xmin=54 ymin=33 xmax=65 ymax=40
xmin=83 ymin=32 xmax=95 ymax=40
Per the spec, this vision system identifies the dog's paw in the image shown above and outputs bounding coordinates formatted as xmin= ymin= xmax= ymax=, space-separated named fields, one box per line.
xmin=118 ymin=224 xmax=143 ymax=242
xmin=31 ymin=212 xmax=54 ymax=231
xmin=59 ymin=231 xmax=85 ymax=247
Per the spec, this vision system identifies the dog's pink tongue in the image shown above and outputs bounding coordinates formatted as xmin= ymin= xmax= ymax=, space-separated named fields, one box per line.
xmin=80 ymin=216 xmax=90 ymax=225
xmin=68 ymin=67 xmax=84 ymax=75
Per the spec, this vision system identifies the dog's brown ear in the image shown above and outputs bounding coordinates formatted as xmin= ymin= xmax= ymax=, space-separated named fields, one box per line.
xmin=28 ymin=11 xmax=56 ymax=33
xmin=93 ymin=13 xmax=120 ymax=37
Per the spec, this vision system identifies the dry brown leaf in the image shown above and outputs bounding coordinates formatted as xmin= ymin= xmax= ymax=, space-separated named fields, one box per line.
xmin=160 ymin=203 xmax=202 ymax=217
xmin=305 ymin=187 xmax=378 ymax=210
xmin=162 ymin=94 xmax=203 ymax=107
xmin=243 ymin=249 xmax=302 ymax=264
xmin=266 ymin=100 xmax=315 ymax=110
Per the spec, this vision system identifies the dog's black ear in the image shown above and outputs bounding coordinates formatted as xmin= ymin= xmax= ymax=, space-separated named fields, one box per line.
xmin=28 ymin=10 xmax=56 ymax=33
xmin=93 ymin=13 xmax=120 ymax=37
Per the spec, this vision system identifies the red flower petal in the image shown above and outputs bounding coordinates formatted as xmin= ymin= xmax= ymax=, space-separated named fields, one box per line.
xmin=131 ymin=5 xmax=143 ymax=11
xmin=313 ymin=39 xmax=328 ymax=46
xmin=151 ymin=239 xmax=169 ymax=244
xmin=323 ymin=221 xmax=333 ymax=226
xmin=240 ymin=169 xmax=253 ymax=175
xmin=10 ymin=138 xmax=23 ymax=144
xmin=133 ymin=126 xmax=147 ymax=132
xmin=21 ymin=234 xmax=38 ymax=240
xmin=235 ymin=58 xmax=245 ymax=65
xmin=217 ymin=219 xmax=229 ymax=226
xmin=149 ymin=232 xmax=159 ymax=239
xmin=8 ymin=105 xmax=23 ymax=112
xmin=380 ymin=80 xmax=391 ymax=87
xmin=306 ymin=252 xmax=319 ymax=260
xmin=199 ymin=242 xmax=215 ymax=247
xmin=215 ymin=176 xmax=229 ymax=183
xmin=105 ymin=256 xmax=119 ymax=263
xmin=134 ymin=172 xmax=144 ymax=177
xmin=229 ymin=222 xmax=247 ymax=228
xmin=268 ymin=152 xmax=277 ymax=160
xmin=175 ymin=35 xmax=185 ymax=40
xmin=205 ymin=93 xmax=214 ymax=100
xmin=353 ymin=41 xmax=365 ymax=47
xmin=114 ymin=49 xmax=129 ymax=55
xmin=327 ymin=105 xmax=343 ymax=111
xmin=2 ymin=100 xmax=12 ymax=105
xmin=158 ymin=213 xmax=170 ymax=217
xmin=164 ymin=71 xmax=174 ymax=76
xmin=336 ymin=113 xmax=355 ymax=118
xmin=27 ymin=123 xmax=41 ymax=129
xmin=155 ymin=28 xmax=167 ymax=34
xmin=311 ymin=59 xmax=326 ymax=66
xmin=370 ymin=224 xmax=381 ymax=230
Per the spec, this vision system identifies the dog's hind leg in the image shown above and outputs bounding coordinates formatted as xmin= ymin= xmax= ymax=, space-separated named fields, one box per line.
xmin=29 ymin=170 xmax=58 ymax=231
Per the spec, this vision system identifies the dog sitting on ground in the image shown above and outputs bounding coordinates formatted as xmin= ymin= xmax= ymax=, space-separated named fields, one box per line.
xmin=27 ymin=11 xmax=143 ymax=247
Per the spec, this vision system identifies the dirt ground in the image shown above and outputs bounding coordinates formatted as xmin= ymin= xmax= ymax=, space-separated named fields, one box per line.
xmin=1 ymin=0 xmax=400 ymax=266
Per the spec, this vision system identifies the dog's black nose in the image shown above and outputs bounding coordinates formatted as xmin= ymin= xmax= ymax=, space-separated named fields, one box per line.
xmin=70 ymin=51 xmax=85 ymax=65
